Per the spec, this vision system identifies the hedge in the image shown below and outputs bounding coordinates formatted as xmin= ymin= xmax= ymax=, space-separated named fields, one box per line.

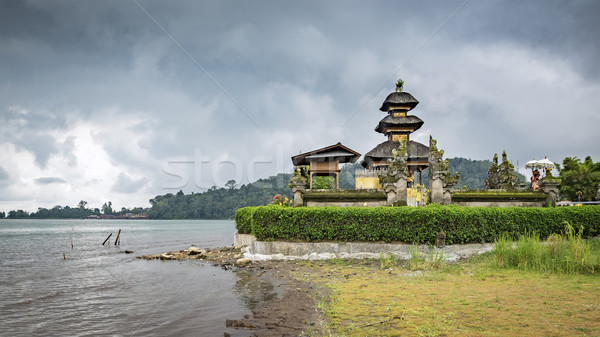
xmin=234 ymin=206 xmax=259 ymax=234
xmin=235 ymin=205 xmax=600 ymax=245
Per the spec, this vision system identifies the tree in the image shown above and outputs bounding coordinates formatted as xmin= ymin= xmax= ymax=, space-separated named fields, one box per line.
xmin=0 ymin=211 xmax=5 ymax=218
xmin=225 ymin=179 xmax=237 ymax=190
xmin=78 ymin=200 xmax=88 ymax=210
xmin=557 ymin=156 xmax=600 ymax=201
xmin=102 ymin=201 xmax=113 ymax=215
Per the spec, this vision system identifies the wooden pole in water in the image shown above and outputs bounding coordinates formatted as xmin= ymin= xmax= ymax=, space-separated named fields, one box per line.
xmin=70 ymin=236 xmax=73 ymax=249
xmin=102 ymin=233 xmax=112 ymax=246
xmin=114 ymin=229 xmax=121 ymax=245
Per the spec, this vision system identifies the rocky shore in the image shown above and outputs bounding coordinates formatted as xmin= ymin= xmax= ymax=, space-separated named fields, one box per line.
xmin=138 ymin=246 xmax=325 ymax=336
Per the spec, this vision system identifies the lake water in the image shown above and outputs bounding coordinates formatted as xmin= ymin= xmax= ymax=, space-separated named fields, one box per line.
xmin=0 ymin=219 xmax=261 ymax=336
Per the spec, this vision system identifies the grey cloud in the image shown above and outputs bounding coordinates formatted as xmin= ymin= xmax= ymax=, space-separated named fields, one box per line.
xmin=0 ymin=167 xmax=9 ymax=180
xmin=34 ymin=177 xmax=66 ymax=185
xmin=111 ymin=173 xmax=149 ymax=194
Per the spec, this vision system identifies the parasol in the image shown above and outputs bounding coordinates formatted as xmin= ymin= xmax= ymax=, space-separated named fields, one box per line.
xmin=537 ymin=157 xmax=554 ymax=169
xmin=525 ymin=158 xmax=539 ymax=169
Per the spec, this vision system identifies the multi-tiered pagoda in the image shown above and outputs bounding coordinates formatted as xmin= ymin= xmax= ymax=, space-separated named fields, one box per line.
xmin=361 ymin=83 xmax=430 ymax=184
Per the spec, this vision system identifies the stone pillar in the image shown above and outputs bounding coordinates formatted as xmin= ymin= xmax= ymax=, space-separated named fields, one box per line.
xmin=395 ymin=174 xmax=408 ymax=206
xmin=291 ymin=183 xmax=306 ymax=207
xmin=384 ymin=183 xmax=397 ymax=206
xmin=539 ymin=180 xmax=560 ymax=207
xmin=442 ymin=183 xmax=455 ymax=205
xmin=430 ymin=174 xmax=444 ymax=204
xmin=428 ymin=136 xmax=448 ymax=205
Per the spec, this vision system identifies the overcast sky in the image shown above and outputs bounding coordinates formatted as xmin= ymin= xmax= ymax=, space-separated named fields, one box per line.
xmin=1 ymin=0 xmax=599 ymax=212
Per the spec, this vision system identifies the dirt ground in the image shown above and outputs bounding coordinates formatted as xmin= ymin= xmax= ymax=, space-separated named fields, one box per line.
xmin=225 ymin=261 xmax=326 ymax=337
xmin=138 ymin=247 xmax=327 ymax=336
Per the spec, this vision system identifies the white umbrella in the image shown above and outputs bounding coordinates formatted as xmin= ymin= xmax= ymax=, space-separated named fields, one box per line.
xmin=525 ymin=159 xmax=539 ymax=169
xmin=537 ymin=157 xmax=554 ymax=169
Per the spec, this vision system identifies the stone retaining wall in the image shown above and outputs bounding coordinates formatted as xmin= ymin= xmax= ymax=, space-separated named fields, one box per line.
xmin=235 ymin=234 xmax=494 ymax=263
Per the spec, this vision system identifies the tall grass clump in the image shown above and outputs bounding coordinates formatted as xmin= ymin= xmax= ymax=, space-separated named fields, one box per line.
xmin=494 ymin=222 xmax=598 ymax=274
xmin=406 ymin=244 xmax=445 ymax=270
xmin=494 ymin=233 xmax=511 ymax=267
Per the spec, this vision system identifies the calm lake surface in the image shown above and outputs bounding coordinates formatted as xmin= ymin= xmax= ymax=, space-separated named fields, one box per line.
xmin=0 ymin=219 xmax=260 ymax=336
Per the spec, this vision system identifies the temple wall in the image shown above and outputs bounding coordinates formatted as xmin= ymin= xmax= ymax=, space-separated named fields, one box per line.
xmin=452 ymin=201 xmax=545 ymax=207
xmin=305 ymin=200 xmax=387 ymax=207
xmin=355 ymin=177 xmax=381 ymax=189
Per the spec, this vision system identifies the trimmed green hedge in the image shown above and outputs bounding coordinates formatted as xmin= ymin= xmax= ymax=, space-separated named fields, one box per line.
xmin=235 ymin=205 xmax=600 ymax=244
xmin=234 ymin=206 xmax=259 ymax=234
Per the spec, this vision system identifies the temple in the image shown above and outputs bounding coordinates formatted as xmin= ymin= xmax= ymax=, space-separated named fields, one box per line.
xmin=357 ymin=84 xmax=430 ymax=189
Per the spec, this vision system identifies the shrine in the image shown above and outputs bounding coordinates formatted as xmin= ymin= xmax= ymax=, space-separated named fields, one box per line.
xmin=357 ymin=81 xmax=430 ymax=189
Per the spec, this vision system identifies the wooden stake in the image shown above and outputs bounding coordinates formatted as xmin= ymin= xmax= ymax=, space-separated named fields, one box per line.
xmin=102 ymin=233 xmax=112 ymax=246
xmin=70 ymin=236 xmax=73 ymax=249
xmin=115 ymin=229 xmax=121 ymax=245
xmin=63 ymin=252 xmax=66 ymax=260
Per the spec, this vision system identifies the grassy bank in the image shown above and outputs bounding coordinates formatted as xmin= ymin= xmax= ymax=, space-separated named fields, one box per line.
xmin=292 ymin=236 xmax=600 ymax=336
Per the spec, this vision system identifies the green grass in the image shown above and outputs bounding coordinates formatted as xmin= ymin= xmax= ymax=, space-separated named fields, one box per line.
xmin=494 ymin=222 xmax=599 ymax=274
xmin=405 ymin=244 xmax=446 ymax=271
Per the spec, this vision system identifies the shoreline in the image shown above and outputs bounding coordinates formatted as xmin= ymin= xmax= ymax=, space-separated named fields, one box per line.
xmin=138 ymin=246 xmax=327 ymax=336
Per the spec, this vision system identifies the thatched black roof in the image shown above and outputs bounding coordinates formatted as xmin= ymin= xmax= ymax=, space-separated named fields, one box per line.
xmin=292 ymin=142 xmax=361 ymax=166
xmin=374 ymin=115 xmax=424 ymax=133
xmin=361 ymin=140 xmax=429 ymax=167
xmin=379 ymin=92 xmax=419 ymax=111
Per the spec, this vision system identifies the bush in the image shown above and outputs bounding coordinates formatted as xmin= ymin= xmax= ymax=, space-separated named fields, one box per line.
xmin=234 ymin=206 xmax=259 ymax=234
xmin=235 ymin=205 xmax=600 ymax=244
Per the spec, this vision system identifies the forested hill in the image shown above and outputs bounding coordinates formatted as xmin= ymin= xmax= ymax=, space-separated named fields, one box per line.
xmin=146 ymin=173 xmax=293 ymax=219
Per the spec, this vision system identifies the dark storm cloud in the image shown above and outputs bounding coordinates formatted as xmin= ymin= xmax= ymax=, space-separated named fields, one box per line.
xmin=34 ymin=177 xmax=66 ymax=185
xmin=1 ymin=0 xmax=599 ymax=210
xmin=0 ymin=107 xmax=70 ymax=168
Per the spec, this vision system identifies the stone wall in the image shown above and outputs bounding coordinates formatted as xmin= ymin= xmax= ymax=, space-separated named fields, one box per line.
xmin=234 ymin=234 xmax=493 ymax=263
xmin=452 ymin=201 xmax=545 ymax=207
xmin=305 ymin=200 xmax=387 ymax=207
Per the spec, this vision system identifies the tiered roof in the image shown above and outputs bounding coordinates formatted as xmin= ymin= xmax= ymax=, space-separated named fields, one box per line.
xmin=362 ymin=86 xmax=429 ymax=169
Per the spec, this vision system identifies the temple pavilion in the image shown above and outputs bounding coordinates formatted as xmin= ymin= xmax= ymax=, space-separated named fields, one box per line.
xmin=357 ymin=86 xmax=430 ymax=188
xmin=291 ymin=142 xmax=361 ymax=189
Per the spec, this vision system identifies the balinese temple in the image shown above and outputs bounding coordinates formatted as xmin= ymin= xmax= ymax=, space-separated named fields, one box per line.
xmin=357 ymin=87 xmax=430 ymax=188
xmin=291 ymin=142 xmax=360 ymax=189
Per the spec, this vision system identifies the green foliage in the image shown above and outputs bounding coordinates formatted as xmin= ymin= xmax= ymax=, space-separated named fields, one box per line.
xmin=380 ymin=252 xmax=395 ymax=269
xmin=557 ymin=156 xmax=600 ymax=201
xmin=312 ymin=176 xmax=335 ymax=189
xmin=234 ymin=206 xmax=259 ymax=234
xmin=494 ymin=223 xmax=599 ymax=274
xmin=405 ymin=244 xmax=446 ymax=270
xmin=395 ymin=78 xmax=404 ymax=91
xmin=238 ymin=205 xmax=600 ymax=245
xmin=418 ymin=158 xmax=525 ymax=189
xmin=147 ymin=173 xmax=293 ymax=219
